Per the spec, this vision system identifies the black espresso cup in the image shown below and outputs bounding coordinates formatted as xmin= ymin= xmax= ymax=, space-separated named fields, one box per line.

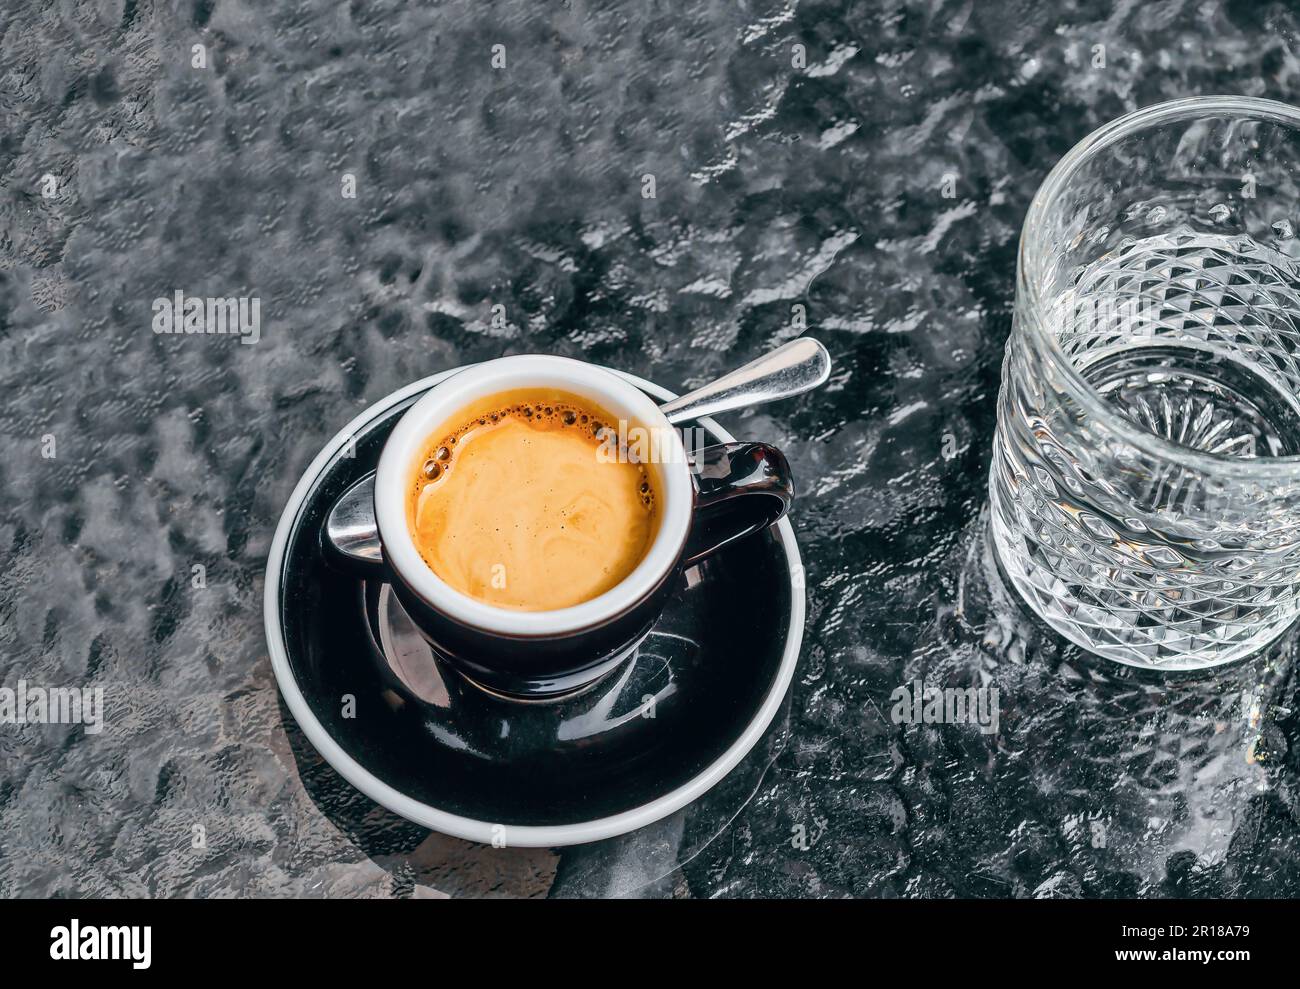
xmin=323 ymin=355 xmax=793 ymax=699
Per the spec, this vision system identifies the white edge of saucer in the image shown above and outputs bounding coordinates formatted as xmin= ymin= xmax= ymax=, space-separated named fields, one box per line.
xmin=262 ymin=365 xmax=806 ymax=848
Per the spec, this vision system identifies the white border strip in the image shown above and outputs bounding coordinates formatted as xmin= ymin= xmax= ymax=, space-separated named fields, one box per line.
xmin=262 ymin=366 xmax=806 ymax=847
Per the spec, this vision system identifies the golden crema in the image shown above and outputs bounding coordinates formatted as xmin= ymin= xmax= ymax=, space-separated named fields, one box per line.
xmin=406 ymin=389 xmax=661 ymax=611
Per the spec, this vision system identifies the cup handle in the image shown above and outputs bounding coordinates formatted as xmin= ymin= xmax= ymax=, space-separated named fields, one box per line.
xmin=683 ymin=443 xmax=794 ymax=566
xmin=322 ymin=472 xmax=387 ymax=576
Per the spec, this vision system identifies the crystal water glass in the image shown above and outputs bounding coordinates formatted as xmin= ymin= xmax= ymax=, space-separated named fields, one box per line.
xmin=990 ymin=96 xmax=1300 ymax=670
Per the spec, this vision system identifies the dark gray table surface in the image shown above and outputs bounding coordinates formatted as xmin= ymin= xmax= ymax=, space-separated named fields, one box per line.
xmin=3 ymin=0 xmax=1299 ymax=897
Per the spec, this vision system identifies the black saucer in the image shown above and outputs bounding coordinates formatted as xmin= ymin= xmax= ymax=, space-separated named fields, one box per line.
xmin=265 ymin=367 xmax=805 ymax=846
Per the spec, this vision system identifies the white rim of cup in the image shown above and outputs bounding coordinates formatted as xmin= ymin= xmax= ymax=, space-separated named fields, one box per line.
xmin=263 ymin=366 xmax=806 ymax=847
xmin=373 ymin=354 xmax=695 ymax=636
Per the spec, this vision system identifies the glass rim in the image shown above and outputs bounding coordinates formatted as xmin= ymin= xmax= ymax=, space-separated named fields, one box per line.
xmin=1019 ymin=95 xmax=1300 ymax=479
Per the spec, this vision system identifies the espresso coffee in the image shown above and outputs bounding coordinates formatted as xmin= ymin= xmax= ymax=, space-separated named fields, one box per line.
xmin=406 ymin=389 xmax=661 ymax=611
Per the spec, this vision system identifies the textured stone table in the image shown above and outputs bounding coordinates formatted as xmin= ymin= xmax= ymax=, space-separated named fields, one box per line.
xmin=3 ymin=0 xmax=1299 ymax=897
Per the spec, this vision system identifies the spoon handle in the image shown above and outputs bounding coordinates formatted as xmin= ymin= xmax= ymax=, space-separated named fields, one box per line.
xmin=659 ymin=337 xmax=832 ymax=425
